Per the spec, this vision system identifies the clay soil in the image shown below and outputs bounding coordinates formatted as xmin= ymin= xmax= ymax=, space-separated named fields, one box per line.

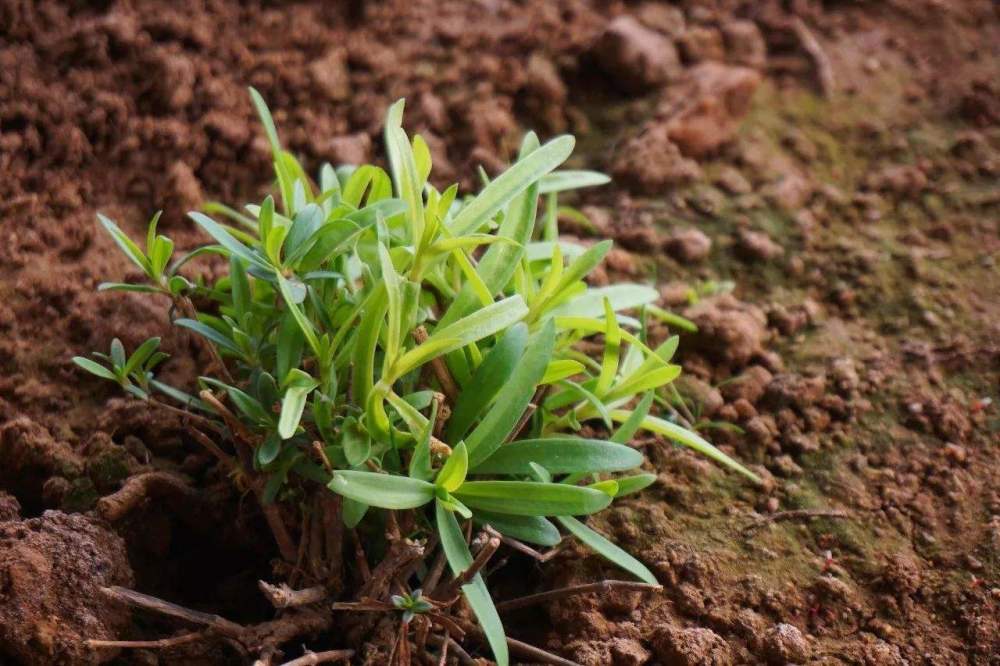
xmin=1 ymin=1 xmax=998 ymax=664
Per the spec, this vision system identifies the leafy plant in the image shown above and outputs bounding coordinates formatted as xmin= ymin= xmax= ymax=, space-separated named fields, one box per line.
xmin=79 ymin=88 xmax=758 ymax=664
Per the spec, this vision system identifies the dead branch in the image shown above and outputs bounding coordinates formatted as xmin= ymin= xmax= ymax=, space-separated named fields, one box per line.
xmin=790 ymin=17 xmax=835 ymax=97
xmin=187 ymin=426 xmax=237 ymax=469
xmin=433 ymin=534 xmax=500 ymax=600
xmin=360 ymin=538 xmax=425 ymax=602
xmin=99 ymin=586 xmax=246 ymax=638
xmin=86 ymin=631 xmax=204 ymax=650
xmin=507 ymin=637 xmax=580 ymax=666
xmin=413 ymin=326 xmax=459 ymax=402
xmin=277 ymin=649 xmax=354 ymax=666
xmin=742 ymin=509 xmax=850 ymax=536
xmin=96 ymin=472 xmax=202 ymax=523
xmin=426 ymin=634 xmax=475 ymax=666
xmin=496 ymin=580 xmax=662 ymax=612
xmin=258 ymin=581 xmax=327 ymax=609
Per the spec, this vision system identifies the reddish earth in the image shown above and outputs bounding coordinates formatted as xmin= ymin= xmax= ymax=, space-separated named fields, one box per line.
xmin=1 ymin=1 xmax=998 ymax=664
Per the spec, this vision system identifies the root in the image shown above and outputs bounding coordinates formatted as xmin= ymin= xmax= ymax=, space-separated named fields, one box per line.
xmin=95 ymin=472 xmax=202 ymax=523
xmin=495 ymin=580 xmax=661 ymax=612
xmin=258 ymin=581 xmax=327 ymax=609
xmin=277 ymin=650 xmax=354 ymax=666
xmin=790 ymin=17 xmax=835 ymax=97
xmin=742 ymin=509 xmax=850 ymax=536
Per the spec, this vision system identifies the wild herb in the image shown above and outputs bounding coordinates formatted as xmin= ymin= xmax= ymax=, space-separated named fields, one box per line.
xmin=77 ymin=88 xmax=757 ymax=664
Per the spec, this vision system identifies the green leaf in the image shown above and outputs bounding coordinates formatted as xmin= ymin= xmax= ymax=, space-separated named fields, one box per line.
xmin=276 ymin=273 xmax=322 ymax=357
xmin=538 ymin=170 xmax=611 ymax=193
xmin=471 ymin=438 xmax=643 ymax=476
xmin=446 ymin=323 xmax=528 ymax=442
xmin=342 ymin=498 xmax=369 ymax=528
xmin=257 ymin=432 xmax=282 ymax=466
xmin=436 ymin=501 xmax=508 ymax=666
xmin=175 ymin=319 xmax=242 ymax=356
xmin=614 ymin=473 xmax=657 ymax=497
xmin=610 ymin=392 xmax=654 ymax=444
xmin=436 ymin=441 xmax=468 ymax=492
xmin=123 ymin=337 xmax=161 ymax=377
xmin=465 ymin=319 xmax=555 ymax=467
xmin=341 ymin=418 xmax=372 ymax=467
xmin=201 ymin=377 xmax=270 ymax=424
xmin=450 ymin=134 xmax=574 ymax=236
xmin=454 ymin=481 xmax=612 ymax=516
xmin=558 ymin=516 xmax=658 ymax=584
xmin=188 ymin=212 xmax=269 ymax=270
xmin=98 ymin=214 xmax=152 ymax=276
xmin=549 ymin=284 xmax=659 ymax=319
xmin=249 ymin=86 xmax=282 ymax=157
xmin=328 ymin=471 xmax=435 ymax=510
xmin=96 ymin=282 xmax=162 ymax=294
xmin=611 ymin=411 xmax=760 ymax=483
xmin=604 ymin=365 xmax=682 ymax=403
xmin=110 ymin=339 xmax=127 ymax=368
xmin=540 ymin=359 xmax=584 ymax=384
xmin=390 ymin=296 xmax=527 ymax=380
xmin=72 ymin=357 xmax=117 ymax=382
xmin=278 ymin=371 xmax=318 ymax=439
xmin=472 ymin=511 xmax=561 ymax=547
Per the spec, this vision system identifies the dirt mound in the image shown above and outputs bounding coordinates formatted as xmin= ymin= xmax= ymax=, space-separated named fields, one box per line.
xmin=0 ymin=511 xmax=133 ymax=665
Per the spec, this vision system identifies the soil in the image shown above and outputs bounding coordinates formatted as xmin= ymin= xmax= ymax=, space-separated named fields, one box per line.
xmin=2 ymin=0 xmax=999 ymax=664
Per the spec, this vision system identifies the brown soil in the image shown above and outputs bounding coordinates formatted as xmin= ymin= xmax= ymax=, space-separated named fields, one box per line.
xmin=2 ymin=0 xmax=998 ymax=664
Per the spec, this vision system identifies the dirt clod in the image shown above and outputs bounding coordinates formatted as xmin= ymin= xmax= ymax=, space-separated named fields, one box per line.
xmin=595 ymin=16 xmax=682 ymax=92
xmin=0 ymin=511 xmax=133 ymax=665
xmin=652 ymin=625 xmax=733 ymax=666
xmin=762 ymin=623 xmax=810 ymax=664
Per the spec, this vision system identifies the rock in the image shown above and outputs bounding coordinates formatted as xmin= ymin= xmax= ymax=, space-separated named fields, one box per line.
xmin=714 ymin=166 xmax=752 ymax=194
xmin=736 ymin=229 xmax=784 ymax=262
xmin=664 ymin=63 xmax=761 ymax=157
xmin=722 ymin=365 xmax=773 ymax=404
xmin=0 ymin=491 xmax=20 ymax=522
xmin=722 ymin=21 xmax=767 ymax=68
xmin=326 ymin=132 xmax=372 ymax=165
xmin=676 ymin=375 xmax=724 ymax=417
xmin=149 ymin=50 xmax=196 ymax=110
xmin=666 ymin=228 xmax=713 ymax=263
xmin=525 ymin=53 xmax=567 ymax=104
xmin=685 ymin=295 xmax=769 ymax=368
xmin=308 ymin=47 xmax=350 ymax=101
xmin=612 ymin=124 xmax=702 ymax=193
xmin=767 ymin=172 xmax=813 ymax=210
xmin=764 ymin=374 xmax=827 ymax=410
xmin=772 ymin=454 xmax=804 ymax=477
xmin=635 ymin=3 xmax=686 ymax=38
xmin=419 ymin=92 xmax=450 ymax=132
xmin=0 ymin=511 xmax=134 ymax=664
xmin=678 ymin=27 xmax=726 ymax=63
xmin=861 ymin=638 xmax=906 ymax=666
xmin=163 ymin=160 xmax=203 ymax=220
xmin=610 ymin=637 xmax=651 ymax=666
xmin=652 ymin=626 xmax=733 ymax=666
xmin=762 ymin=623 xmax=810 ymax=664
xmin=595 ymin=16 xmax=682 ymax=92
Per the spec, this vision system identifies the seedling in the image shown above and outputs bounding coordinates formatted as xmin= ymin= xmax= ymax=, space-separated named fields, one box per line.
xmin=80 ymin=88 xmax=758 ymax=664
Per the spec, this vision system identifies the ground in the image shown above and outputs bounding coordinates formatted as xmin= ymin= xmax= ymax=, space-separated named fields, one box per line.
xmin=1 ymin=0 xmax=998 ymax=664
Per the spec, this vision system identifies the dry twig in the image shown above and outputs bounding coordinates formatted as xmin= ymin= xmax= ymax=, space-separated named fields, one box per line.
xmin=496 ymin=580 xmax=662 ymax=612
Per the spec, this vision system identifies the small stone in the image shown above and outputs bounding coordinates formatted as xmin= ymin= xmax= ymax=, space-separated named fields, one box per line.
xmin=665 ymin=228 xmax=713 ymax=262
xmin=715 ymin=166 xmax=753 ymax=194
xmin=652 ymin=626 xmax=733 ymax=666
xmin=595 ymin=16 xmax=682 ymax=92
xmin=722 ymin=21 xmax=767 ymax=68
xmin=308 ymin=48 xmax=350 ymax=101
xmin=763 ymin=623 xmax=810 ymax=664
xmin=326 ymin=133 xmax=372 ymax=165
xmin=772 ymin=455 xmax=804 ymax=478
xmin=721 ymin=365 xmax=773 ymax=404
xmin=737 ymin=229 xmax=784 ymax=262
xmin=678 ymin=27 xmax=726 ymax=63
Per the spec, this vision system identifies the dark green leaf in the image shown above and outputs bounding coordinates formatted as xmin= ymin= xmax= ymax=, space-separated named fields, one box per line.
xmin=471 ymin=438 xmax=643 ymax=476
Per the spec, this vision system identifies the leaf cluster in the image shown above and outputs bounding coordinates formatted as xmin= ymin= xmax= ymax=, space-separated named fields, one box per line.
xmin=80 ymin=88 xmax=757 ymax=665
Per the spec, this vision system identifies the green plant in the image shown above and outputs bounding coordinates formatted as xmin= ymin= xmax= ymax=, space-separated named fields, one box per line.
xmin=77 ymin=88 xmax=758 ymax=664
